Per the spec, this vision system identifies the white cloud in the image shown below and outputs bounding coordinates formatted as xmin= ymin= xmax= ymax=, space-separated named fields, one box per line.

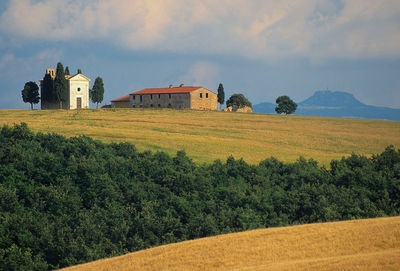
xmin=1 ymin=0 xmax=400 ymax=59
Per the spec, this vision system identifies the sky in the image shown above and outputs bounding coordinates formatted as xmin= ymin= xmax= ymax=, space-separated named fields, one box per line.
xmin=0 ymin=0 xmax=399 ymax=109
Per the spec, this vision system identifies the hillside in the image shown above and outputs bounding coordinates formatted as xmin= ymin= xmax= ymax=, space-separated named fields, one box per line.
xmin=61 ymin=216 xmax=400 ymax=271
xmin=1 ymin=124 xmax=399 ymax=270
xmin=0 ymin=109 xmax=399 ymax=166
xmin=253 ymin=90 xmax=400 ymax=121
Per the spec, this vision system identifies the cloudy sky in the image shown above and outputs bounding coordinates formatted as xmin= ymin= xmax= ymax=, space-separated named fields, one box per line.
xmin=1 ymin=0 xmax=399 ymax=109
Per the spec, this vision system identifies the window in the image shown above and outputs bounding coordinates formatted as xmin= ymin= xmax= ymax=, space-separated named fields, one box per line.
xmin=158 ymin=104 xmax=161 ymax=107
xmin=151 ymin=94 xmax=153 ymax=100
xmin=132 ymin=105 xmax=136 ymax=108
xmin=140 ymin=95 xmax=143 ymax=102
xmin=169 ymin=94 xmax=171 ymax=99
xmin=206 ymin=93 xmax=209 ymax=98
xmin=158 ymin=94 xmax=161 ymax=99
xmin=77 ymin=87 xmax=81 ymax=92
xmin=150 ymin=104 xmax=153 ymax=107
xmin=133 ymin=96 xmax=135 ymax=100
xmin=200 ymin=93 xmax=203 ymax=98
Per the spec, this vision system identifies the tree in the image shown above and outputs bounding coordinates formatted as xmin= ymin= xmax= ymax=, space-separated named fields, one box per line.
xmin=77 ymin=69 xmax=82 ymax=74
xmin=21 ymin=81 xmax=40 ymax=110
xmin=65 ymin=66 xmax=70 ymax=75
xmin=217 ymin=83 xmax=225 ymax=110
xmin=275 ymin=95 xmax=297 ymax=115
xmin=54 ymin=62 xmax=68 ymax=109
xmin=41 ymin=73 xmax=55 ymax=103
xmin=226 ymin=93 xmax=252 ymax=108
xmin=90 ymin=77 xmax=104 ymax=108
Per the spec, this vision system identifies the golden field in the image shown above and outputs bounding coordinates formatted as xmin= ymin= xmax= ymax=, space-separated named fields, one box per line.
xmin=0 ymin=109 xmax=399 ymax=165
xmin=61 ymin=216 xmax=400 ymax=271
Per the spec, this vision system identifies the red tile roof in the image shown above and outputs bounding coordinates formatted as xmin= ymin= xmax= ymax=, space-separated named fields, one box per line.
xmin=111 ymin=95 xmax=131 ymax=102
xmin=130 ymin=86 xmax=202 ymax=95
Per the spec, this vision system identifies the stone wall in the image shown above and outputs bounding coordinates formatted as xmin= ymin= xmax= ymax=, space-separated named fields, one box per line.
xmin=190 ymin=88 xmax=218 ymax=110
xmin=223 ymin=105 xmax=252 ymax=113
xmin=131 ymin=93 xmax=191 ymax=109
xmin=112 ymin=101 xmax=130 ymax=108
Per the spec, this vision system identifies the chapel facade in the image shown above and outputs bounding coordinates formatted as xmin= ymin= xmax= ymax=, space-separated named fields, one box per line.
xmin=40 ymin=68 xmax=91 ymax=110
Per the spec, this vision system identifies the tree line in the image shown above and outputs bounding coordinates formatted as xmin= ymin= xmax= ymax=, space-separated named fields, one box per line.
xmin=0 ymin=123 xmax=398 ymax=270
xmin=21 ymin=62 xmax=104 ymax=109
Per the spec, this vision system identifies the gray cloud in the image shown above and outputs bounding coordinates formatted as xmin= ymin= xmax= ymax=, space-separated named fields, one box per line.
xmin=1 ymin=0 xmax=399 ymax=59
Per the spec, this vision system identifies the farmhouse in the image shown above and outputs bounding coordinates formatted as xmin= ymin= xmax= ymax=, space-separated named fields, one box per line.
xmin=40 ymin=68 xmax=91 ymax=110
xmin=111 ymin=95 xmax=130 ymax=108
xmin=112 ymin=85 xmax=218 ymax=110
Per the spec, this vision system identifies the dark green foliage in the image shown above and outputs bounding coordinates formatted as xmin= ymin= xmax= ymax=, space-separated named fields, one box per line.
xmin=54 ymin=62 xmax=68 ymax=109
xmin=90 ymin=77 xmax=105 ymax=108
xmin=77 ymin=69 xmax=82 ymax=74
xmin=21 ymin=81 xmax=40 ymax=109
xmin=0 ymin=123 xmax=399 ymax=270
xmin=41 ymin=73 xmax=55 ymax=103
xmin=217 ymin=83 xmax=225 ymax=110
xmin=65 ymin=66 xmax=70 ymax=75
xmin=275 ymin=95 xmax=297 ymax=114
xmin=226 ymin=93 xmax=252 ymax=108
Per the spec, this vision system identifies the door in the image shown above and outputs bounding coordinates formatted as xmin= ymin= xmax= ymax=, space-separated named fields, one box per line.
xmin=77 ymin=97 xmax=82 ymax=109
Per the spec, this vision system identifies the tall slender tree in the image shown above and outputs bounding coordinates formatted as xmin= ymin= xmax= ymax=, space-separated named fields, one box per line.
xmin=41 ymin=72 xmax=55 ymax=104
xmin=21 ymin=81 xmax=40 ymax=109
xmin=54 ymin=62 xmax=68 ymax=109
xmin=217 ymin=83 xmax=225 ymax=110
xmin=65 ymin=66 xmax=70 ymax=75
xmin=77 ymin=68 xmax=82 ymax=74
xmin=90 ymin=77 xmax=105 ymax=108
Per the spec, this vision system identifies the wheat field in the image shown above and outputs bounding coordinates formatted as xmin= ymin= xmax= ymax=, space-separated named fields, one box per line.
xmin=61 ymin=216 xmax=400 ymax=271
xmin=0 ymin=109 xmax=399 ymax=165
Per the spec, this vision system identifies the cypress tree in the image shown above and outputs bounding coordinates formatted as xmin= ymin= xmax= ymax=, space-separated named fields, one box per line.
xmin=41 ymin=73 xmax=55 ymax=103
xmin=217 ymin=83 xmax=225 ymax=110
xmin=65 ymin=66 xmax=70 ymax=75
xmin=90 ymin=77 xmax=105 ymax=108
xmin=54 ymin=62 xmax=68 ymax=109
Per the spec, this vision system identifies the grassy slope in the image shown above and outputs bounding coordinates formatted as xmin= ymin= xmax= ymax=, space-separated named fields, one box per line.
xmin=61 ymin=216 xmax=400 ymax=271
xmin=0 ymin=109 xmax=399 ymax=165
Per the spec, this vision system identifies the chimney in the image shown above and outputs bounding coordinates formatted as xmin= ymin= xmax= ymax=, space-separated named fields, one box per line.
xmin=179 ymin=84 xmax=184 ymax=87
xmin=169 ymin=84 xmax=173 ymax=88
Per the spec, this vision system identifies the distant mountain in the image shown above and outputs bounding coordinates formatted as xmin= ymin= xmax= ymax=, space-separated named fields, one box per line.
xmin=299 ymin=91 xmax=364 ymax=107
xmin=252 ymin=102 xmax=276 ymax=114
xmin=253 ymin=91 xmax=400 ymax=121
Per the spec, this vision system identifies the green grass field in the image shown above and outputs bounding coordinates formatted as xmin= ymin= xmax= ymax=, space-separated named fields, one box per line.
xmin=0 ymin=109 xmax=399 ymax=165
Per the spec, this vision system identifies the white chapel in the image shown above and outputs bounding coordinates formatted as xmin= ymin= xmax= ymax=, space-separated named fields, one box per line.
xmin=40 ymin=68 xmax=91 ymax=110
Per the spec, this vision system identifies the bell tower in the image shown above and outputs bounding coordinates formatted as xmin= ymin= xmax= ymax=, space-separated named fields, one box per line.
xmin=45 ymin=68 xmax=55 ymax=79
